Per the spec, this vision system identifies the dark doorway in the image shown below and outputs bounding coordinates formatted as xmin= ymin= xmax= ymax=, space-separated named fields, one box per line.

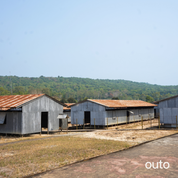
xmin=154 ymin=109 xmax=156 ymax=118
xmin=59 ymin=119 xmax=62 ymax=127
xmin=127 ymin=111 xmax=130 ymax=123
xmin=84 ymin=111 xmax=90 ymax=124
xmin=41 ymin=112 xmax=48 ymax=128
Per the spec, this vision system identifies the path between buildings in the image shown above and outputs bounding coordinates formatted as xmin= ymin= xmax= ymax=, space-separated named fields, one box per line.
xmin=29 ymin=134 xmax=178 ymax=178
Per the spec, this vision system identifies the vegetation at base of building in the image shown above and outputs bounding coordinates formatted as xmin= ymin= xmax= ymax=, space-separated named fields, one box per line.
xmin=0 ymin=75 xmax=178 ymax=102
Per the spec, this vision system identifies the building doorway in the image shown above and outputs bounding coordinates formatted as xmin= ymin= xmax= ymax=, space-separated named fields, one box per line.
xmin=127 ymin=111 xmax=130 ymax=123
xmin=41 ymin=112 xmax=48 ymax=129
xmin=84 ymin=111 xmax=90 ymax=124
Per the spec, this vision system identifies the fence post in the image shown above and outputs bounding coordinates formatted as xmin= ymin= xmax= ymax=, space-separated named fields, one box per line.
xmin=176 ymin=116 xmax=177 ymax=130
xmin=76 ymin=119 xmax=78 ymax=130
xmin=117 ymin=117 xmax=118 ymax=127
xmin=141 ymin=116 xmax=143 ymax=129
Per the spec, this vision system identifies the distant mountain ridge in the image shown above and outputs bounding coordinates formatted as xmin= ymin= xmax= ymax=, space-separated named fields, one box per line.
xmin=0 ymin=75 xmax=178 ymax=102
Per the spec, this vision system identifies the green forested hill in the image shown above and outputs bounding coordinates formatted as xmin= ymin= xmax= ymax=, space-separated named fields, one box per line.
xmin=0 ymin=75 xmax=178 ymax=102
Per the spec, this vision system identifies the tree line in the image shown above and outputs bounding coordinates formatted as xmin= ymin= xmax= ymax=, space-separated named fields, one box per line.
xmin=0 ymin=75 xmax=178 ymax=103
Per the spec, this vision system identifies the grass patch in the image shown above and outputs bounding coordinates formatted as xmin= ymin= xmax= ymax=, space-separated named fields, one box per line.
xmin=0 ymin=136 xmax=133 ymax=178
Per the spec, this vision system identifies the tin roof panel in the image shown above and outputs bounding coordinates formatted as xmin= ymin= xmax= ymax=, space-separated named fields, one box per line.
xmin=88 ymin=99 xmax=157 ymax=108
xmin=0 ymin=94 xmax=44 ymax=110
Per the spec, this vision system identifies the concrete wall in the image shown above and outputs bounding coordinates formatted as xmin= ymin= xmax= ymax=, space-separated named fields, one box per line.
xmin=22 ymin=95 xmax=63 ymax=134
xmin=71 ymin=101 xmax=105 ymax=125
xmin=0 ymin=112 xmax=22 ymax=134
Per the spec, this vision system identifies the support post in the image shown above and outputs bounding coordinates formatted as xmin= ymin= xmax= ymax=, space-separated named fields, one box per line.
xmin=117 ymin=117 xmax=118 ymax=127
xmin=176 ymin=116 xmax=177 ymax=130
xmin=141 ymin=116 xmax=143 ymax=129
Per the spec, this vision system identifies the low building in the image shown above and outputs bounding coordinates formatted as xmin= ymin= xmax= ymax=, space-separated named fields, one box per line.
xmin=71 ymin=99 xmax=156 ymax=126
xmin=0 ymin=94 xmax=65 ymax=135
xmin=154 ymin=95 xmax=178 ymax=127
xmin=63 ymin=103 xmax=75 ymax=122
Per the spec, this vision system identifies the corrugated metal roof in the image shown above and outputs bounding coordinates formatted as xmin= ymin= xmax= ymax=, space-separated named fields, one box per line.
xmin=65 ymin=103 xmax=75 ymax=107
xmin=63 ymin=107 xmax=70 ymax=110
xmin=0 ymin=94 xmax=44 ymax=110
xmin=153 ymin=94 xmax=178 ymax=104
xmin=63 ymin=103 xmax=75 ymax=111
xmin=88 ymin=99 xmax=157 ymax=108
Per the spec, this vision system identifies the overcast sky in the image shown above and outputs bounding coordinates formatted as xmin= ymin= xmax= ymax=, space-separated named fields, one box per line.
xmin=0 ymin=0 xmax=178 ymax=85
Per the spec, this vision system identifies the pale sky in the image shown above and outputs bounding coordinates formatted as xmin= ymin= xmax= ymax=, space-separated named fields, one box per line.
xmin=0 ymin=0 xmax=178 ymax=85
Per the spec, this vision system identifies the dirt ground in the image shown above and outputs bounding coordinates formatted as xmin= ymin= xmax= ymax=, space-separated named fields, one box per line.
xmin=75 ymin=130 xmax=178 ymax=143
xmin=107 ymin=118 xmax=160 ymax=130
xmin=74 ymin=119 xmax=178 ymax=143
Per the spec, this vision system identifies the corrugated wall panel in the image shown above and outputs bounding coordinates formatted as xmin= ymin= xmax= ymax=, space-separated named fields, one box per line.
xmin=22 ymin=95 xmax=63 ymax=134
xmin=0 ymin=112 xmax=22 ymax=134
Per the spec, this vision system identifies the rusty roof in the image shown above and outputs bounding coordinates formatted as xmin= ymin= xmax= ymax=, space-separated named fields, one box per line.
xmin=70 ymin=99 xmax=156 ymax=108
xmin=0 ymin=94 xmax=66 ymax=111
xmin=88 ymin=99 xmax=157 ymax=108
xmin=65 ymin=103 xmax=75 ymax=107
xmin=0 ymin=94 xmax=44 ymax=110
xmin=63 ymin=107 xmax=71 ymax=111
xmin=63 ymin=103 xmax=75 ymax=111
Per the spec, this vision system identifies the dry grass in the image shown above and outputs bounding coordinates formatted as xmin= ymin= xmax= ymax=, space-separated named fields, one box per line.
xmin=0 ymin=136 xmax=133 ymax=178
xmin=0 ymin=132 xmax=70 ymax=144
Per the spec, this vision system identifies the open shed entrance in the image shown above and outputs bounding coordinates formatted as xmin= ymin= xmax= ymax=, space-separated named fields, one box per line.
xmin=127 ymin=111 xmax=130 ymax=123
xmin=41 ymin=112 xmax=48 ymax=129
xmin=84 ymin=111 xmax=90 ymax=124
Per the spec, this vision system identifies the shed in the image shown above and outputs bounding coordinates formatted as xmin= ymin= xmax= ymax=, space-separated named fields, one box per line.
xmin=0 ymin=94 xmax=65 ymax=134
xmin=63 ymin=103 xmax=75 ymax=122
xmin=71 ymin=99 xmax=157 ymax=126
xmin=154 ymin=95 xmax=178 ymax=127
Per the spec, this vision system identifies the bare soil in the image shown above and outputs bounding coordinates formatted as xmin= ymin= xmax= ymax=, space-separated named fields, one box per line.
xmin=75 ymin=129 xmax=178 ymax=143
